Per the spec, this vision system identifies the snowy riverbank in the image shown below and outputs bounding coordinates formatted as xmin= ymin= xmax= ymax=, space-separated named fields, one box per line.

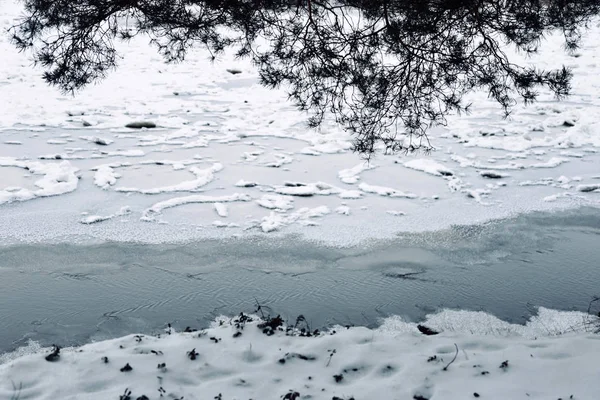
xmin=1 ymin=308 xmax=598 ymax=400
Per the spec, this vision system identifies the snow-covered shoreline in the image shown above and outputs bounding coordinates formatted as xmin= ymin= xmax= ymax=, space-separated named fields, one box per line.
xmin=1 ymin=308 xmax=598 ymax=400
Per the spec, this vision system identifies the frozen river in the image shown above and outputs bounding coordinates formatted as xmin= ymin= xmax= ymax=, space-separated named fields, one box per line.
xmin=1 ymin=207 xmax=599 ymax=354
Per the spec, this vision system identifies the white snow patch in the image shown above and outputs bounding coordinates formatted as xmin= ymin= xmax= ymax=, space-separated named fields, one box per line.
xmin=256 ymin=194 xmax=294 ymax=211
xmin=80 ymin=136 xmax=114 ymax=146
xmin=0 ymin=158 xmax=79 ymax=205
xmin=214 ymin=202 xmax=228 ymax=217
xmin=212 ymin=220 xmax=239 ymax=228
xmin=116 ymin=163 xmax=223 ymax=194
xmin=529 ymin=157 xmax=569 ymax=168
xmin=259 ymin=205 xmax=331 ymax=232
xmin=335 ymin=206 xmax=351 ymax=215
xmin=104 ymin=149 xmax=145 ymax=157
xmin=404 ymin=158 xmax=454 ymax=176
xmin=338 ymin=162 xmax=377 ymax=184
xmin=46 ymin=139 xmax=68 ymax=145
xmin=386 ymin=210 xmax=406 ymax=216
xmin=262 ymin=153 xmax=293 ymax=168
xmin=274 ymin=182 xmax=340 ymax=197
xmin=80 ymin=206 xmax=132 ymax=224
xmin=359 ymin=183 xmax=417 ymax=198
xmin=142 ymin=193 xmax=252 ymax=221
xmin=465 ymin=188 xmax=492 ymax=205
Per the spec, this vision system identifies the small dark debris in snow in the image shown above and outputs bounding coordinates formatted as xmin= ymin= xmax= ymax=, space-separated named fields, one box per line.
xmin=136 ymin=396 xmax=149 ymax=400
xmin=233 ymin=331 xmax=242 ymax=338
xmin=500 ymin=360 xmax=509 ymax=370
xmin=474 ymin=393 xmax=480 ymax=398
xmin=563 ymin=120 xmax=576 ymax=127
xmin=480 ymin=171 xmax=504 ymax=179
xmin=119 ymin=388 xmax=132 ymax=400
xmin=239 ymin=182 xmax=257 ymax=187
xmin=258 ymin=315 xmax=284 ymax=336
xmin=284 ymin=182 xmax=306 ymax=187
xmin=157 ymin=363 xmax=166 ymax=369
xmin=413 ymin=396 xmax=429 ymax=400
xmin=427 ymin=355 xmax=438 ymax=362
xmin=125 ymin=121 xmax=156 ymax=129
xmin=45 ymin=345 xmax=61 ymax=362
xmin=134 ymin=335 xmax=143 ymax=343
xmin=278 ymin=358 xmax=286 ymax=364
xmin=120 ymin=363 xmax=133 ymax=372
xmin=578 ymin=184 xmax=600 ymax=193
xmin=102 ymin=356 xmax=109 ymax=363
xmin=333 ymin=374 xmax=344 ymax=383
xmin=210 ymin=336 xmax=221 ymax=343
xmin=82 ymin=120 xmax=92 ymax=127
xmin=481 ymin=371 xmax=490 ymax=375
xmin=151 ymin=350 xmax=163 ymax=355
xmin=282 ymin=391 xmax=300 ymax=400
xmin=308 ymin=376 xmax=312 ymax=380
xmin=226 ymin=69 xmax=242 ymax=75
xmin=184 ymin=326 xmax=198 ymax=333
xmin=187 ymin=348 xmax=199 ymax=360
xmin=282 ymin=353 xmax=317 ymax=363
xmin=417 ymin=325 xmax=439 ymax=335
xmin=214 ymin=393 xmax=222 ymax=400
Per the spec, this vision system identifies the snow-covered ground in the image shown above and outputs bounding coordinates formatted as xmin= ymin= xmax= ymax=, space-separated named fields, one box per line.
xmin=1 ymin=309 xmax=599 ymax=400
xmin=2 ymin=2 xmax=600 ymax=398
xmin=2 ymin=2 xmax=600 ymax=246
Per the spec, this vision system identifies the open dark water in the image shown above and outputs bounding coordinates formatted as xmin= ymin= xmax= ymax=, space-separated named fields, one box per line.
xmin=1 ymin=207 xmax=599 ymax=354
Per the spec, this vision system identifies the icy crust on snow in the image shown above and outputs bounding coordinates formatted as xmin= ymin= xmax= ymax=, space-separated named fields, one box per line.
xmin=1 ymin=308 xmax=598 ymax=400
xmin=2 ymin=1 xmax=600 ymax=245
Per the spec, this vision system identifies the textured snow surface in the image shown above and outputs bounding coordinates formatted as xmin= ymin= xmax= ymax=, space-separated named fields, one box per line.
xmin=2 ymin=0 xmax=600 ymax=246
xmin=1 ymin=309 xmax=598 ymax=400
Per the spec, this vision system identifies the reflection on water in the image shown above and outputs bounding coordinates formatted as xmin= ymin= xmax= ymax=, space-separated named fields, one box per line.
xmin=0 ymin=207 xmax=599 ymax=354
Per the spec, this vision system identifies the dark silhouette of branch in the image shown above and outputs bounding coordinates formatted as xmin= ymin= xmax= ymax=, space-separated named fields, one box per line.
xmin=10 ymin=0 xmax=600 ymax=155
xmin=443 ymin=343 xmax=459 ymax=371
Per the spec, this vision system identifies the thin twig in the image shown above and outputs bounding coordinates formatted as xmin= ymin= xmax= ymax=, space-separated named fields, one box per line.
xmin=443 ymin=344 xmax=459 ymax=371
xmin=587 ymin=296 xmax=599 ymax=315
xmin=254 ymin=297 xmax=265 ymax=319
